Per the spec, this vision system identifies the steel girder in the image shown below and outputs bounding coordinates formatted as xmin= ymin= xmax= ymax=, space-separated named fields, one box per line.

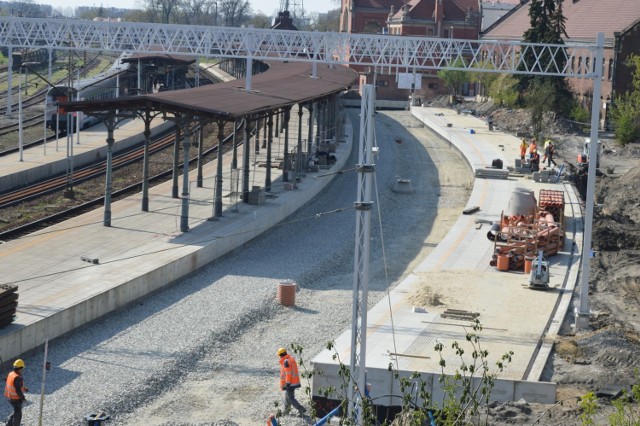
xmin=0 ymin=17 xmax=599 ymax=78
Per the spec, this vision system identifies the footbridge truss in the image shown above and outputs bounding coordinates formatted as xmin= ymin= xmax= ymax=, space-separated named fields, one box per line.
xmin=1 ymin=17 xmax=601 ymax=78
xmin=0 ymin=16 xmax=605 ymax=422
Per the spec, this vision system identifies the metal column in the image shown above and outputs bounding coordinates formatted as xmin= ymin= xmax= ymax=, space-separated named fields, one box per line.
xmin=214 ymin=120 xmax=225 ymax=217
xmin=103 ymin=114 xmax=116 ymax=227
xmin=283 ymin=107 xmax=290 ymax=182
xmin=576 ymin=32 xmax=605 ymax=330
xmin=265 ymin=113 xmax=273 ymax=191
xmin=242 ymin=117 xmax=252 ymax=203
xmin=180 ymin=119 xmax=192 ymax=233
xmin=348 ymin=84 xmax=375 ymax=424
xmin=141 ymin=109 xmax=152 ymax=211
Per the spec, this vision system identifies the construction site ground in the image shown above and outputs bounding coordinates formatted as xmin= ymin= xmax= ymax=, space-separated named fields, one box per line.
xmin=1 ymin=103 xmax=639 ymax=425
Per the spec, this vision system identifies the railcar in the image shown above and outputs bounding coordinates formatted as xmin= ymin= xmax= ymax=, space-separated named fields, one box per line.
xmin=46 ymin=53 xmax=135 ymax=134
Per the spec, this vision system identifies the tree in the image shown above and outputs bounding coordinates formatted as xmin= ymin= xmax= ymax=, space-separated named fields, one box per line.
xmin=248 ymin=12 xmax=271 ymax=28
xmin=181 ymin=0 xmax=217 ymax=25
xmin=144 ymin=0 xmax=182 ymax=23
xmin=218 ymin=0 xmax=251 ymax=27
xmin=437 ymin=58 xmax=469 ymax=97
xmin=470 ymin=62 xmax=498 ymax=99
xmin=518 ymin=0 xmax=572 ymax=114
xmin=611 ymin=55 xmax=640 ymax=145
xmin=309 ymin=8 xmax=340 ymax=32
xmin=525 ymin=79 xmax=556 ymax=137
xmin=489 ymin=74 xmax=519 ymax=108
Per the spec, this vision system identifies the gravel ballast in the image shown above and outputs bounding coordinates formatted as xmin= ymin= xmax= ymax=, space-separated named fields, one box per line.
xmin=1 ymin=109 xmax=472 ymax=425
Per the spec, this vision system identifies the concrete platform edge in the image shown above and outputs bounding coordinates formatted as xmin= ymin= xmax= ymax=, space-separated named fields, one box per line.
xmin=0 ymin=116 xmax=353 ymax=362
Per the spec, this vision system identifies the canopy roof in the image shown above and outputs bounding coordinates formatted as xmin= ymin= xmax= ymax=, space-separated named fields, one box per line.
xmin=63 ymin=61 xmax=358 ymax=121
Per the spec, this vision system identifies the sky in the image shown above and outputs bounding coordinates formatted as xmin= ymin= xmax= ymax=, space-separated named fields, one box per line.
xmin=48 ymin=0 xmax=340 ymax=16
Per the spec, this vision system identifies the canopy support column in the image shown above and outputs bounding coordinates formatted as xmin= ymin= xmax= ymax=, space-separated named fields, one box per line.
xmin=103 ymin=113 xmax=117 ymax=227
xmin=180 ymin=118 xmax=192 ymax=233
xmin=214 ymin=119 xmax=225 ymax=217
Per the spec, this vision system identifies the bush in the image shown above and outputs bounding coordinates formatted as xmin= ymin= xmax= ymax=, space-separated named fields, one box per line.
xmin=570 ymin=103 xmax=590 ymax=124
xmin=489 ymin=75 xmax=519 ymax=108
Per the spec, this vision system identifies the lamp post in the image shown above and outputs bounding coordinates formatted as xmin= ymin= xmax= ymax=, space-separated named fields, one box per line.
xmin=18 ymin=61 xmax=40 ymax=162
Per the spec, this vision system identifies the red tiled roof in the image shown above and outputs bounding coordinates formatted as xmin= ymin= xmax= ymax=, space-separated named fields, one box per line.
xmin=483 ymin=0 xmax=640 ymax=42
xmin=389 ymin=0 xmax=479 ymax=22
xmin=354 ymin=0 xmax=404 ymax=10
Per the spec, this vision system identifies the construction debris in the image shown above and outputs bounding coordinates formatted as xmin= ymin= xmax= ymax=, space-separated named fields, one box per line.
xmin=489 ymin=189 xmax=565 ymax=272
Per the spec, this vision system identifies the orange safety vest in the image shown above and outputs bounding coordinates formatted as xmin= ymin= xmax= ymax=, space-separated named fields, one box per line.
xmin=529 ymin=142 xmax=537 ymax=154
xmin=4 ymin=372 xmax=24 ymax=400
xmin=279 ymin=354 xmax=301 ymax=389
xmin=520 ymin=142 xmax=528 ymax=156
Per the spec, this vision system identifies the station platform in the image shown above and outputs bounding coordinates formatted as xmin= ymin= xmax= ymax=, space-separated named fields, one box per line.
xmin=0 ymin=106 xmax=352 ymax=362
xmin=312 ymin=107 xmax=584 ymax=406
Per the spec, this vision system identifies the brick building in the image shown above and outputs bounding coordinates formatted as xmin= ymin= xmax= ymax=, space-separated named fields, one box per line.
xmin=340 ymin=0 xmax=482 ymax=104
xmin=482 ymin=0 xmax=640 ymax=128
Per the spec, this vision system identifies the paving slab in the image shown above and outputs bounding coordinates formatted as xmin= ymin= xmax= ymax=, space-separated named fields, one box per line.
xmin=312 ymin=106 xmax=584 ymax=407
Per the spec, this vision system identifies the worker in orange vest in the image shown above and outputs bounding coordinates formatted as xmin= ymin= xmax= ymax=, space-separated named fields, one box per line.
xmin=519 ymin=139 xmax=528 ymax=161
xmin=5 ymin=359 xmax=28 ymax=426
xmin=277 ymin=347 xmax=307 ymax=417
xmin=528 ymin=139 xmax=538 ymax=159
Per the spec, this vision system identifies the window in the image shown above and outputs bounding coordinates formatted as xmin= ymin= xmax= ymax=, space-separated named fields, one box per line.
xmin=427 ymin=28 xmax=434 ymax=36
xmin=377 ymin=80 xmax=388 ymax=87
xmin=608 ymin=59 xmax=614 ymax=81
xmin=585 ymin=57 xmax=590 ymax=74
xmin=578 ymin=57 xmax=582 ymax=74
xmin=428 ymin=83 xmax=438 ymax=89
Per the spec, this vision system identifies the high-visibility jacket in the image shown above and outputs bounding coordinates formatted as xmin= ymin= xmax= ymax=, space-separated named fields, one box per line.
xmin=4 ymin=372 xmax=25 ymax=401
xmin=279 ymin=354 xmax=301 ymax=390
xmin=529 ymin=142 xmax=537 ymax=154
xmin=520 ymin=141 xmax=528 ymax=156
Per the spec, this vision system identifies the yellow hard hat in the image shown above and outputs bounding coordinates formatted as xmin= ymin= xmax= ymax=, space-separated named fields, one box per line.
xmin=277 ymin=347 xmax=287 ymax=356
xmin=13 ymin=359 xmax=24 ymax=369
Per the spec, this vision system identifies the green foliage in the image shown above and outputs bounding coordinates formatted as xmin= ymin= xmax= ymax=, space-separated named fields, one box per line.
xmin=570 ymin=102 xmax=590 ymax=124
xmin=304 ymin=320 xmax=513 ymax=425
xmin=579 ymin=392 xmax=598 ymax=426
xmin=437 ymin=58 xmax=470 ymax=96
xmin=310 ymin=8 xmax=341 ymax=32
xmin=518 ymin=0 xmax=572 ymax=114
xmin=489 ymin=74 xmax=519 ymax=108
xmin=612 ymin=54 xmax=640 ymax=146
xmin=470 ymin=63 xmax=499 ymax=98
xmin=248 ymin=12 xmax=271 ymax=29
xmin=525 ymin=79 xmax=556 ymax=137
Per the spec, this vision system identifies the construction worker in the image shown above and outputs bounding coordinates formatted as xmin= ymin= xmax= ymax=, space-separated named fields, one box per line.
xmin=277 ymin=347 xmax=307 ymax=417
xmin=547 ymin=141 xmax=557 ymax=167
xmin=528 ymin=139 xmax=538 ymax=160
xmin=530 ymin=149 xmax=540 ymax=172
xmin=5 ymin=359 xmax=28 ymax=426
xmin=519 ymin=139 xmax=528 ymax=161
xmin=542 ymin=139 xmax=551 ymax=163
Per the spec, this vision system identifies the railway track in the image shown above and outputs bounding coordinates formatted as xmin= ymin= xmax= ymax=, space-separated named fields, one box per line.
xmin=0 ymin=56 xmax=106 ymax=138
xmin=0 ymin=124 xmax=238 ymax=241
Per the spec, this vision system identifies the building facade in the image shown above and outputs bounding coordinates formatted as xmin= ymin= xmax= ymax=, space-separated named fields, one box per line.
xmin=340 ymin=0 xmax=482 ymax=103
xmin=483 ymin=0 xmax=640 ymax=128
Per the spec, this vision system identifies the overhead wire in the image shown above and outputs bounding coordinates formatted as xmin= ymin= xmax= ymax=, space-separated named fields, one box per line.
xmin=371 ymin=121 xmax=400 ymax=373
xmin=0 ymin=199 xmax=355 ymax=286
